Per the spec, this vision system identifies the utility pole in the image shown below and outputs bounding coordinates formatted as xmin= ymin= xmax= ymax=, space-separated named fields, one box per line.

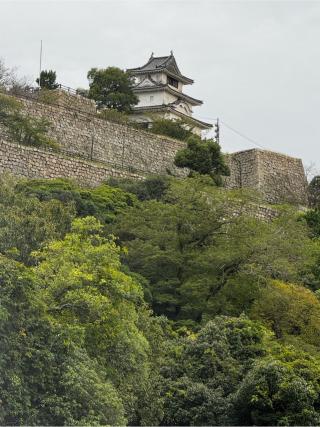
xmin=39 ymin=40 xmax=43 ymax=88
xmin=214 ymin=117 xmax=220 ymax=144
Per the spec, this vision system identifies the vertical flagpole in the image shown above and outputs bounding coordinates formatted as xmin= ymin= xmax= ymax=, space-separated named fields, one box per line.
xmin=39 ymin=40 xmax=43 ymax=88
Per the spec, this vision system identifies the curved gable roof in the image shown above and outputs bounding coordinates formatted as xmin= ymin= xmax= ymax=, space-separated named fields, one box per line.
xmin=128 ymin=53 xmax=194 ymax=84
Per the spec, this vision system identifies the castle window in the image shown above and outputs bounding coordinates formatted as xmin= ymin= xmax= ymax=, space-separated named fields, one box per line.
xmin=167 ymin=76 xmax=178 ymax=88
xmin=150 ymin=95 xmax=154 ymax=102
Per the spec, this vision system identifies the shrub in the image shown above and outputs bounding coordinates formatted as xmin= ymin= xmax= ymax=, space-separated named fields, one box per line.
xmin=174 ymin=135 xmax=230 ymax=185
xmin=0 ymin=93 xmax=59 ymax=150
xmin=149 ymin=117 xmax=193 ymax=141
xmin=36 ymin=70 xmax=59 ymax=90
xmin=99 ymin=108 xmax=130 ymax=125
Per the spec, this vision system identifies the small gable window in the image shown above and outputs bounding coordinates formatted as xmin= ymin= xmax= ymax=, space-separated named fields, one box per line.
xmin=167 ymin=76 xmax=178 ymax=88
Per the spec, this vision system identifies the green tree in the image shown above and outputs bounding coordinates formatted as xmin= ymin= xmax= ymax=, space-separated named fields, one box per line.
xmin=251 ymin=280 xmax=320 ymax=347
xmin=174 ymin=135 xmax=230 ymax=185
xmin=0 ymin=175 xmax=75 ymax=265
xmin=17 ymin=178 xmax=137 ymax=224
xmin=309 ymin=175 xmax=320 ymax=208
xmin=304 ymin=208 xmax=320 ymax=238
xmin=108 ymin=175 xmax=171 ymax=202
xmin=161 ymin=316 xmax=268 ymax=426
xmin=232 ymin=354 xmax=320 ymax=426
xmin=0 ymin=93 xmax=59 ymax=149
xmin=112 ymin=178 xmax=315 ymax=324
xmin=36 ymin=70 xmax=59 ymax=90
xmin=34 ymin=216 xmax=163 ymax=424
xmin=0 ymin=254 xmax=126 ymax=426
xmin=161 ymin=316 xmax=320 ymax=426
xmin=87 ymin=67 xmax=138 ymax=112
xmin=149 ymin=117 xmax=193 ymax=141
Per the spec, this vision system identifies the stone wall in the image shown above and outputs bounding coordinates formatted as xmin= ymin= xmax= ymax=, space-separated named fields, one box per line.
xmin=0 ymin=139 xmax=280 ymax=221
xmin=4 ymin=93 xmax=187 ymax=177
xmin=0 ymin=92 xmax=308 ymax=206
xmin=225 ymin=149 xmax=308 ymax=205
xmin=0 ymin=139 xmax=144 ymax=185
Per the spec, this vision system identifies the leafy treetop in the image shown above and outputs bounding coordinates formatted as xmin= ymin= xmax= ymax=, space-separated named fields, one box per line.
xmin=0 ymin=93 xmax=59 ymax=150
xmin=87 ymin=67 xmax=138 ymax=112
xmin=174 ymin=135 xmax=230 ymax=185
xmin=149 ymin=117 xmax=194 ymax=141
xmin=36 ymin=70 xmax=59 ymax=90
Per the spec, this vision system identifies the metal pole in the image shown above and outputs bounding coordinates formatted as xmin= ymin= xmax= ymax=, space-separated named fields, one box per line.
xmin=39 ymin=40 xmax=43 ymax=88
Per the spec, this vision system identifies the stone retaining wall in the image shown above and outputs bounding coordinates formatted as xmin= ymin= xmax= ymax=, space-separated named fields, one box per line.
xmin=0 ymin=139 xmax=281 ymax=221
xmin=0 ymin=140 xmax=143 ymax=185
xmin=0 ymin=93 xmax=308 ymax=205
xmin=225 ymin=149 xmax=308 ymax=205
xmin=4 ymin=94 xmax=187 ymax=177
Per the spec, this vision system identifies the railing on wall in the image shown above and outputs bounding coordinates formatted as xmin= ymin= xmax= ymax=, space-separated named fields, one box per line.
xmin=10 ymin=139 xmax=150 ymax=176
xmin=56 ymin=84 xmax=81 ymax=96
xmin=6 ymin=83 xmax=88 ymax=100
xmin=1 ymin=87 xmax=186 ymax=178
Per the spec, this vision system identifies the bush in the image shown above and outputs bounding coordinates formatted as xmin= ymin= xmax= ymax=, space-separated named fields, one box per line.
xmin=17 ymin=178 xmax=137 ymax=224
xmin=99 ymin=108 xmax=130 ymax=125
xmin=174 ymin=135 xmax=230 ymax=185
xmin=0 ymin=93 xmax=59 ymax=150
xmin=108 ymin=175 xmax=171 ymax=201
xmin=309 ymin=176 xmax=320 ymax=208
xmin=36 ymin=70 xmax=59 ymax=90
xmin=149 ymin=117 xmax=193 ymax=141
xmin=37 ymin=88 xmax=60 ymax=105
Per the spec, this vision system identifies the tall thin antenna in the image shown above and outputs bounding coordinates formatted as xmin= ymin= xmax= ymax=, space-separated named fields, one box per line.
xmin=39 ymin=40 xmax=43 ymax=88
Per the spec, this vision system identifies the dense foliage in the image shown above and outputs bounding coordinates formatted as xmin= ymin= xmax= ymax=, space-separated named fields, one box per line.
xmin=174 ymin=135 xmax=230 ymax=184
xmin=36 ymin=70 xmax=59 ymax=90
xmin=87 ymin=67 xmax=138 ymax=112
xmin=149 ymin=117 xmax=194 ymax=141
xmin=0 ymin=93 xmax=59 ymax=149
xmin=1 ymin=174 xmax=320 ymax=425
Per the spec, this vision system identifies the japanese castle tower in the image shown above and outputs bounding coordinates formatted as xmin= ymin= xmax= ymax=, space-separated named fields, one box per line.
xmin=127 ymin=52 xmax=212 ymax=136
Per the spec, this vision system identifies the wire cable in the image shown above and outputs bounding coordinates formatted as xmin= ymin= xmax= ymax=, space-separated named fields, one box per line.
xmin=196 ymin=114 xmax=267 ymax=150
xmin=220 ymin=120 xmax=267 ymax=150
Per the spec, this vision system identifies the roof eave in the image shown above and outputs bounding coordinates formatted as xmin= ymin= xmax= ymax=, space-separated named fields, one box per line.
xmin=131 ymin=105 xmax=212 ymax=129
xmin=165 ymin=69 xmax=193 ymax=84
xmin=128 ymin=67 xmax=194 ymax=84
xmin=132 ymin=85 xmax=202 ymax=106
xmin=166 ymin=86 xmax=202 ymax=105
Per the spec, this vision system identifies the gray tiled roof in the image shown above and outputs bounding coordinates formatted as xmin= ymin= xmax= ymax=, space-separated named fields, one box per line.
xmin=128 ymin=53 xmax=194 ymax=84
xmin=138 ymin=56 xmax=172 ymax=71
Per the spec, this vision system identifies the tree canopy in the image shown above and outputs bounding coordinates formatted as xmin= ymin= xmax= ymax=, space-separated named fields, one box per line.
xmin=174 ymin=135 xmax=230 ymax=185
xmin=87 ymin=67 xmax=138 ymax=112
xmin=0 ymin=174 xmax=320 ymax=425
xmin=149 ymin=117 xmax=194 ymax=141
xmin=0 ymin=93 xmax=59 ymax=150
xmin=36 ymin=70 xmax=59 ymax=90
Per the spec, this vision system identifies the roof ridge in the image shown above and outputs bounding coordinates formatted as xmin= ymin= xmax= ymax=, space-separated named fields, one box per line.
xmin=151 ymin=55 xmax=170 ymax=59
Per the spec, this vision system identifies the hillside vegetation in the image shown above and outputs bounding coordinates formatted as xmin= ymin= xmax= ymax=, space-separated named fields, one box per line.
xmin=1 ymin=174 xmax=320 ymax=425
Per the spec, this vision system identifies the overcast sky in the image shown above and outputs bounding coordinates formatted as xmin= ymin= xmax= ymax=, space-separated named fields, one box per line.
xmin=1 ymin=0 xmax=319 ymax=171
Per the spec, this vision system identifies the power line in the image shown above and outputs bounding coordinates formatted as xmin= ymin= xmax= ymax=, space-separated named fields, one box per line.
xmin=220 ymin=120 xmax=267 ymax=150
xmin=197 ymin=115 xmax=267 ymax=150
